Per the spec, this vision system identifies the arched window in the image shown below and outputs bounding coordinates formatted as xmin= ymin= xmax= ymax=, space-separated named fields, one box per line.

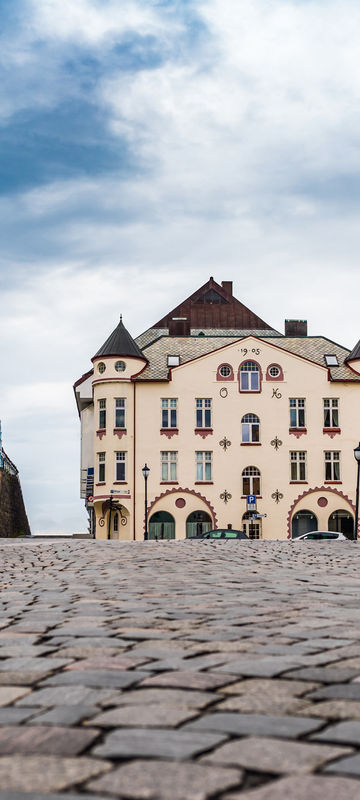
xmin=328 ymin=509 xmax=354 ymax=538
xmin=242 ymin=512 xmax=262 ymax=539
xmin=186 ymin=511 xmax=212 ymax=538
xmin=242 ymin=466 xmax=261 ymax=496
xmin=149 ymin=511 xmax=175 ymax=540
xmin=241 ymin=413 xmax=260 ymax=443
xmin=113 ymin=513 xmax=119 ymax=532
xmin=239 ymin=361 xmax=260 ymax=392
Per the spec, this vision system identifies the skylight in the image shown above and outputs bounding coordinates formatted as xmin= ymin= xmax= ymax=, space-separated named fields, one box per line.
xmin=325 ymin=354 xmax=339 ymax=367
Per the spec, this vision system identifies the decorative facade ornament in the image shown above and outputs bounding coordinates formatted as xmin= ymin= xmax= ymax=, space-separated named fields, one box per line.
xmin=220 ymin=489 xmax=232 ymax=504
xmin=270 ymin=436 xmax=283 ymax=451
xmin=219 ymin=437 xmax=232 ymax=451
xmin=272 ymin=388 xmax=282 ymax=399
xmin=272 ymin=490 xmax=284 ymax=504
xmin=219 ymin=388 xmax=228 ymax=398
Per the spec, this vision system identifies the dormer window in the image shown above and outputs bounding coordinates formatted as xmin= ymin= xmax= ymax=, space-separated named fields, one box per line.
xmin=239 ymin=361 xmax=261 ymax=392
xmin=167 ymin=355 xmax=180 ymax=367
xmin=325 ymin=354 xmax=339 ymax=367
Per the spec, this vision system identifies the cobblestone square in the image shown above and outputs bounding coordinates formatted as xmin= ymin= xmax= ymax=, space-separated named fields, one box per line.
xmin=0 ymin=539 xmax=359 ymax=798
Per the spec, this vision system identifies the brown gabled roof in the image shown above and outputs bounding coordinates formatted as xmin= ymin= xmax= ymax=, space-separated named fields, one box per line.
xmin=92 ymin=318 xmax=146 ymax=361
xmin=152 ymin=276 xmax=275 ymax=331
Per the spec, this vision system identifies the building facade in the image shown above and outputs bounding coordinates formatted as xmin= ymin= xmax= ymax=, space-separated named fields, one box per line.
xmin=74 ymin=277 xmax=360 ymax=540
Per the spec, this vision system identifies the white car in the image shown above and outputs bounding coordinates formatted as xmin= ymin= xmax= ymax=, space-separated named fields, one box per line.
xmin=295 ymin=530 xmax=348 ymax=541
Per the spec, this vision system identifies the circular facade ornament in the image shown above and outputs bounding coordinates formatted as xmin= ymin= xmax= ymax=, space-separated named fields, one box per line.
xmin=175 ymin=498 xmax=186 ymax=508
xmin=219 ymin=388 xmax=228 ymax=398
xmin=121 ymin=516 xmax=127 ymax=525
xmin=98 ymin=518 xmax=105 ymax=527
xmin=318 ymin=497 xmax=328 ymax=507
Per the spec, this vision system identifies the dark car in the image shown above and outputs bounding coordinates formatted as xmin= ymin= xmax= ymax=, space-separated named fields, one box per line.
xmin=192 ymin=529 xmax=249 ymax=540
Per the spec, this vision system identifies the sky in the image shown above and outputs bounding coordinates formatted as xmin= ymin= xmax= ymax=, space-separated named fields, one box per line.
xmin=1 ymin=0 xmax=360 ymax=533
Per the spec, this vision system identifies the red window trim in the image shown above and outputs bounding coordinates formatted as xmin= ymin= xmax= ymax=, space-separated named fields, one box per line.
xmin=216 ymin=364 xmax=234 ymax=381
xmin=238 ymin=359 xmax=263 ymax=394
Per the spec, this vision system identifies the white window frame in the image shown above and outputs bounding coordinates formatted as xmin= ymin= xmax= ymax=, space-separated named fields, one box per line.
xmin=115 ymin=397 xmax=126 ymax=429
xmin=290 ymin=398 xmax=305 ymax=428
xmin=241 ymin=413 xmax=260 ymax=443
xmin=98 ymin=452 xmax=105 ymax=482
xmin=240 ymin=361 xmax=260 ymax=392
xmin=161 ymin=398 xmax=177 ymax=428
xmin=325 ymin=451 xmax=340 ymax=481
xmin=98 ymin=399 xmax=106 ymax=430
xmin=290 ymin=451 xmax=307 ymax=481
xmin=196 ymin=399 xmax=212 ymax=428
xmin=115 ymin=451 xmax=126 ymax=482
xmin=242 ymin=466 xmax=261 ymax=496
xmin=323 ymin=398 xmax=339 ymax=429
xmin=161 ymin=451 xmax=177 ymax=481
xmin=196 ymin=451 xmax=212 ymax=482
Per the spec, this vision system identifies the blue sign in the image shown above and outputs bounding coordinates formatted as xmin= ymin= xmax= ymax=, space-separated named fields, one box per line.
xmin=247 ymin=494 xmax=257 ymax=510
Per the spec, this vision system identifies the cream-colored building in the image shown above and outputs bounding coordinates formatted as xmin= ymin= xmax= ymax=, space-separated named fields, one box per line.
xmin=74 ymin=277 xmax=360 ymax=540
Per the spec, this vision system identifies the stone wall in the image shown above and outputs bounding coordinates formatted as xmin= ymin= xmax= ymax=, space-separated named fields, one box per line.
xmin=0 ymin=471 xmax=31 ymax=537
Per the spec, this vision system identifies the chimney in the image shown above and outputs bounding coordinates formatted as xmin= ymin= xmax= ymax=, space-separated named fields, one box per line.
xmin=222 ymin=281 xmax=233 ymax=297
xmin=285 ymin=319 xmax=308 ymax=337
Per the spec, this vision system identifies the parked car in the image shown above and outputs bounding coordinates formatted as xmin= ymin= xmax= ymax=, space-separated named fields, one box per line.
xmin=295 ymin=531 xmax=349 ymax=541
xmin=192 ymin=529 xmax=249 ymax=540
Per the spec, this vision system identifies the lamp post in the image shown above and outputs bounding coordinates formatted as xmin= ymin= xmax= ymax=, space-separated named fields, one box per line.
xmin=354 ymin=443 xmax=360 ymax=541
xmin=142 ymin=464 xmax=150 ymax=540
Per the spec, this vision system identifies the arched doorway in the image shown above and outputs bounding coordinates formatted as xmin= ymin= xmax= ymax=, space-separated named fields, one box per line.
xmin=328 ymin=509 xmax=354 ymax=539
xmin=242 ymin=512 xmax=262 ymax=539
xmin=186 ymin=510 xmax=212 ymax=538
xmin=292 ymin=509 xmax=318 ymax=539
xmin=149 ymin=511 xmax=175 ymax=540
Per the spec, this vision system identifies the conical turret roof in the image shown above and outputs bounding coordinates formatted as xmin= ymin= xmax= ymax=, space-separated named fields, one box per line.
xmin=345 ymin=340 xmax=360 ymax=363
xmin=92 ymin=317 xmax=146 ymax=361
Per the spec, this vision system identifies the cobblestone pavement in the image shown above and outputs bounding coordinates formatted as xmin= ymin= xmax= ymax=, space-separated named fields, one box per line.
xmin=0 ymin=541 xmax=360 ymax=798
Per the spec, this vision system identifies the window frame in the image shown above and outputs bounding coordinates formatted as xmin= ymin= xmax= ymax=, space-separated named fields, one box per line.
xmin=115 ymin=451 xmax=126 ymax=482
xmin=115 ymin=397 xmax=126 ymax=429
xmin=242 ymin=466 xmax=261 ymax=496
xmin=239 ymin=360 xmax=262 ymax=393
xmin=325 ymin=450 xmax=341 ymax=482
xmin=161 ymin=451 xmax=178 ymax=482
xmin=161 ymin=398 xmax=178 ymax=429
xmin=241 ymin=413 xmax=260 ymax=443
xmin=98 ymin=399 xmax=106 ymax=430
xmin=290 ymin=451 xmax=307 ymax=482
xmin=98 ymin=452 xmax=106 ymax=483
xmin=289 ymin=398 xmax=306 ymax=429
xmin=323 ymin=398 xmax=339 ymax=429
xmin=196 ymin=451 xmax=212 ymax=482
xmin=196 ymin=398 xmax=212 ymax=429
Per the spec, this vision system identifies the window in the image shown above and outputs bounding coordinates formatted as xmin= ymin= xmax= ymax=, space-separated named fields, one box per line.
xmin=161 ymin=451 xmax=177 ymax=481
xmin=240 ymin=361 xmax=260 ymax=391
xmin=242 ymin=466 xmax=261 ymax=496
xmin=241 ymin=413 xmax=260 ymax=443
xmin=269 ymin=365 xmax=281 ymax=378
xmin=99 ymin=399 xmax=106 ymax=429
xmin=162 ymin=399 xmax=177 ymax=428
xmin=219 ymin=364 xmax=231 ymax=377
xmin=115 ymin=451 xmax=126 ymax=481
xmin=196 ymin=451 xmax=212 ymax=481
xmin=290 ymin=398 xmax=305 ymax=428
xmin=167 ymin=355 xmax=180 ymax=367
xmin=325 ymin=451 xmax=340 ymax=481
xmin=98 ymin=362 xmax=106 ymax=374
xmin=324 ymin=398 xmax=339 ymax=428
xmin=196 ymin=399 xmax=212 ymax=428
xmin=325 ymin=354 xmax=339 ymax=367
xmin=115 ymin=398 xmax=126 ymax=428
xmin=113 ymin=513 xmax=119 ymax=532
xmin=290 ymin=451 xmax=307 ymax=481
xmin=115 ymin=361 xmax=126 ymax=372
xmin=98 ymin=452 xmax=105 ymax=482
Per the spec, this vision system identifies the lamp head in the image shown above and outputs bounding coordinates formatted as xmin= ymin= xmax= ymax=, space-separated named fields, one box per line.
xmin=142 ymin=463 xmax=150 ymax=479
xmin=354 ymin=443 xmax=360 ymax=463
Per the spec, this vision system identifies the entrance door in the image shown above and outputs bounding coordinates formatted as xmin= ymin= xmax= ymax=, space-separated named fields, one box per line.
xmin=242 ymin=512 xmax=262 ymax=539
xmin=328 ymin=509 xmax=354 ymax=539
xmin=292 ymin=509 xmax=317 ymax=538
xmin=186 ymin=511 xmax=212 ymax=538
xmin=149 ymin=511 xmax=175 ymax=540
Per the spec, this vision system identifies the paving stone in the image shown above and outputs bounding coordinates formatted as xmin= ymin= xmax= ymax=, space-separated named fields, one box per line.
xmin=88 ymin=703 xmax=198 ymax=727
xmin=308 ymin=684 xmax=360 ymax=701
xmin=41 ymin=669 xmax=148 ymax=689
xmin=324 ymin=752 xmax=360 ymax=776
xmin=105 ymin=687 xmax=217 ymax=708
xmin=0 ymin=688 xmax=30 ymax=706
xmin=93 ymin=727 xmax=227 ymax=759
xmin=139 ymin=670 xmax=237 ymax=690
xmin=0 ymin=755 xmax=112 ymax=792
xmin=0 ymin=658 xmax=71 ymax=672
xmin=87 ymin=758 xmax=243 ymax=799
xmin=201 ymin=736 xmax=352 ymax=773
xmin=0 ymin=708 xmax=40 ymax=725
xmin=311 ymin=720 xmax=360 ymax=745
xmin=0 ymin=725 xmax=99 ymax=755
xmin=16 ymin=685 xmax=117 ymax=706
xmin=283 ymin=667 xmax=360 ymax=683
xmin=185 ymin=712 xmax=322 ymax=738
xmin=220 ymin=678 xmax=320 ymax=696
xmin=0 ymin=794 xmax=106 ymax=800
xmin=299 ymin=700 xmax=360 ymax=720
xmin=0 ymin=671 xmax=50 ymax=685
xmin=28 ymin=706 xmax=99 ymax=726
xmin=64 ymin=654 xmax=150 ymax=670
xmin=224 ymin=775 xmax=360 ymax=799
xmin=216 ymin=657 xmax=304 ymax=677
xmin=216 ymin=694 xmax=311 ymax=715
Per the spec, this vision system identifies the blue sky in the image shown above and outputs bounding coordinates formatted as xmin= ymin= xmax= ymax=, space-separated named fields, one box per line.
xmin=1 ymin=0 xmax=360 ymax=532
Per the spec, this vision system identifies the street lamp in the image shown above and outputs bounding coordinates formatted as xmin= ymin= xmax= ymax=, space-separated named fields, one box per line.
xmin=354 ymin=443 xmax=360 ymax=541
xmin=142 ymin=464 xmax=150 ymax=540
